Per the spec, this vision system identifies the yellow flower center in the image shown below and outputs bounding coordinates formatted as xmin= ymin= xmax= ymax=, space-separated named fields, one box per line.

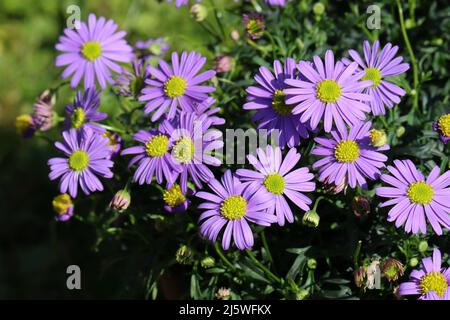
xmin=362 ymin=67 xmax=382 ymax=88
xmin=316 ymin=79 xmax=341 ymax=103
xmin=52 ymin=193 xmax=73 ymax=215
xmin=103 ymin=131 xmax=118 ymax=146
xmin=145 ymin=134 xmax=169 ymax=157
xmin=369 ymin=129 xmax=387 ymax=147
xmin=272 ymin=90 xmax=292 ymax=116
xmin=81 ymin=41 xmax=102 ymax=61
xmin=437 ymin=114 xmax=450 ymax=137
xmin=164 ymin=76 xmax=187 ymax=98
xmin=15 ymin=114 xmax=33 ymax=134
xmin=163 ymin=184 xmax=186 ymax=207
xmin=220 ymin=195 xmax=247 ymax=220
xmin=172 ymin=137 xmax=195 ymax=164
xmin=71 ymin=107 xmax=86 ymax=129
xmin=420 ymin=272 xmax=448 ymax=297
xmin=407 ymin=181 xmax=434 ymax=205
xmin=264 ymin=173 xmax=285 ymax=195
xmin=69 ymin=150 xmax=89 ymax=172
xmin=334 ymin=140 xmax=360 ymax=163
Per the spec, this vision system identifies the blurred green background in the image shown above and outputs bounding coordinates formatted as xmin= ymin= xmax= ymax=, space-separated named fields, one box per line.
xmin=0 ymin=0 xmax=214 ymax=299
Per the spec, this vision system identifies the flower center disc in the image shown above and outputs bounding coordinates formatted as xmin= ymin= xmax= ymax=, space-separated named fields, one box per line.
xmin=145 ymin=134 xmax=169 ymax=157
xmin=71 ymin=107 xmax=86 ymax=129
xmin=52 ymin=194 xmax=72 ymax=215
xmin=420 ymin=272 xmax=448 ymax=297
xmin=172 ymin=136 xmax=195 ymax=163
xmin=407 ymin=181 xmax=434 ymax=205
xmin=164 ymin=76 xmax=187 ymax=98
xmin=220 ymin=195 xmax=247 ymax=220
xmin=438 ymin=114 xmax=450 ymax=137
xmin=163 ymin=184 xmax=186 ymax=207
xmin=369 ymin=129 xmax=387 ymax=147
xmin=81 ymin=41 xmax=102 ymax=61
xmin=69 ymin=150 xmax=90 ymax=171
xmin=264 ymin=173 xmax=285 ymax=195
xmin=334 ymin=140 xmax=360 ymax=163
xmin=316 ymin=79 xmax=341 ymax=103
xmin=272 ymin=90 xmax=292 ymax=116
xmin=362 ymin=67 xmax=382 ymax=88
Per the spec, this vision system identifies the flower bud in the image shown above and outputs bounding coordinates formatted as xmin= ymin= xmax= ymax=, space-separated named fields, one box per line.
xmin=302 ymin=210 xmax=320 ymax=228
xmin=109 ymin=189 xmax=131 ymax=213
xmin=201 ymin=256 xmax=216 ymax=269
xmin=176 ymin=245 xmax=193 ymax=265
xmin=230 ymin=29 xmax=240 ymax=41
xmin=215 ymin=55 xmax=233 ymax=73
xmin=396 ymin=126 xmax=405 ymax=138
xmin=369 ymin=129 xmax=387 ymax=147
xmin=295 ymin=289 xmax=309 ymax=300
xmin=242 ymin=13 xmax=265 ymax=40
xmin=52 ymin=194 xmax=74 ymax=222
xmin=215 ymin=287 xmax=231 ymax=300
xmin=351 ymin=196 xmax=370 ymax=218
xmin=307 ymin=258 xmax=317 ymax=270
xmin=418 ymin=240 xmax=428 ymax=253
xmin=409 ymin=257 xmax=419 ymax=267
xmin=313 ymin=2 xmax=325 ymax=15
xmin=15 ymin=114 xmax=35 ymax=138
xmin=190 ymin=4 xmax=208 ymax=22
xmin=381 ymin=258 xmax=404 ymax=282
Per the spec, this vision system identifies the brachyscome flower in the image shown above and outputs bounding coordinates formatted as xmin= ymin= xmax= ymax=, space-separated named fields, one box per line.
xmin=163 ymin=183 xmax=191 ymax=213
xmin=398 ymin=248 xmax=450 ymax=300
xmin=284 ymin=50 xmax=373 ymax=132
xmin=109 ymin=189 xmax=131 ymax=212
xmin=48 ymin=128 xmax=114 ymax=198
xmin=52 ymin=193 xmax=74 ymax=222
xmin=15 ymin=114 xmax=35 ymax=138
xmin=242 ymin=13 xmax=265 ymax=40
xmin=376 ymin=159 xmax=450 ymax=235
xmin=237 ymin=145 xmax=315 ymax=226
xmin=55 ymin=13 xmax=133 ymax=89
xmin=433 ymin=113 xmax=450 ymax=144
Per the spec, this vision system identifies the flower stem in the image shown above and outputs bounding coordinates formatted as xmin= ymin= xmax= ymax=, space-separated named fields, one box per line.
xmin=214 ymin=242 xmax=236 ymax=271
xmin=353 ymin=240 xmax=362 ymax=269
xmin=245 ymin=249 xmax=282 ymax=284
xmin=261 ymin=230 xmax=273 ymax=264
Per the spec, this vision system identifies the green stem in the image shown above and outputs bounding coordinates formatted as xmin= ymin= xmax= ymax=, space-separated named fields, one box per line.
xmin=261 ymin=230 xmax=273 ymax=265
xmin=99 ymin=124 xmax=127 ymax=134
xmin=396 ymin=0 xmax=419 ymax=113
xmin=353 ymin=240 xmax=362 ymax=269
xmin=245 ymin=250 xmax=282 ymax=284
xmin=214 ymin=242 xmax=236 ymax=271
xmin=209 ymin=0 xmax=226 ymax=40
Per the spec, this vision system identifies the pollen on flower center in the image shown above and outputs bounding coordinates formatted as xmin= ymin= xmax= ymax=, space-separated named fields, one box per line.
xmin=407 ymin=181 xmax=434 ymax=205
xmin=52 ymin=194 xmax=73 ymax=215
xmin=369 ymin=129 xmax=387 ymax=147
xmin=334 ymin=140 xmax=360 ymax=163
xmin=362 ymin=67 xmax=382 ymax=88
xmin=220 ymin=195 xmax=247 ymax=220
xmin=81 ymin=41 xmax=102 ymax=61
xmin=316 ymin=79 xmax=341 ymax=103
xmin=164 ymin=76 xmax=187 ymax=98
xmin=71 ymin=107 xmax=86 ymax=129
xmin=264 ymin=173 xmax=285 ymax=195
xmin=69 ymin=150 xmax=90 ymax=171
xmin=272 ymin=90 xmax=292 ymax=116
xmin=172 ymin=136 xmax=195 ymax=163
xmin=145 ymin=134 xmax=169 ymax=157
xmin=420 ymin=272 xmax=448 ymax=297
xmin=163 ymin=184 xmax=186 ymax=207
xmin=437 ymin=114 xmax=450 ymax=137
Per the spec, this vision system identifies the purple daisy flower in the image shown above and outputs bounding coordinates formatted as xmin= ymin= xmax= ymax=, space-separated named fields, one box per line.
xmin=284 ymin=50 xmax=372 ymax=132
xmin=163 ymin=184 xmax=193 ymax=213
xmin=344 ymin=40 xmax=409 ymax=115
xmin=433 ymin=113 xmax=450 ymax=144
xmin=65 ymin=87 xmax=106 ymax=133
xmin=237 ymin=146 xmax=315 ymax=226
xmin=114 ymin=59 xmax=149 ymax=97
xmin=376 ymin=159 xmax=450 ymax=235
xmin=55 ymin=13 xmax=133 ymax=89
xmin=140 ymin=51 xmax=216 ymax=122
xmin=197 ymin=170 xmax=277 ymax=250
xmin=312 ymin=121 xmax=388 ymax=189
xmin=121 ymin=129 xmax=181 ymax=186
xmin=244 ymin=58 xmax=310 ymax=149
xmin=52 ymin=193 xmax=74 ymax=222
xmin=159 ymin=111 xmax=223 ymax=193
xmin=48 ymin=128 xmax=114 ymax=198
xmin=398 ymin=248 xmax=450 ymax=300
xmin=265 ymin=0 xmax=286 ymax=6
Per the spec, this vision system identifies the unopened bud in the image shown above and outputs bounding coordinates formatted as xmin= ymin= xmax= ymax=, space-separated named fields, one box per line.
xmin=176 ymin=245 xmax=193 ymax=265
xmin=302 ymin=210 xmax=320 ymax=228
xmin=418 ymin=240 xmax=428 ymax=253
xmin=109 ymin=189 xmax=131 ymax=213
xmin=190 ymin=4 xmax=208 ymax=22
xmin=313 ymin=2 xmax=325 ymax=15
xmin=201 ymin=256 xmax=216 ymax=269
xmin=351 ymin=196 xmax=370 ymax=218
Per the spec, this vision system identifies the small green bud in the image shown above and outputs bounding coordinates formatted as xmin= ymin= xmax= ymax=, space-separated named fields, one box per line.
xmin=201 ymin=256 xmax=215 ymax=269
xmin=190 ymin=4 xmax=208 ymax=22
xmin=176 ymin=245 xmax=193 ymax=265
xmin=313 ymin=2 xmax=325 ymax=15
xmin=418 ymin=240 xmax=428 ymax=253
xmin=405 ymin=18 xmax=414 ymax=29
xmin=302 ymin=210 xmax=320 ymax=228
xmin=307 ymin=258 xmax=317 ymax=270
xmin=409 ymin=257 xmax=419 ymax=267
xmin=396 ymin=126 xmax=406 ymax=138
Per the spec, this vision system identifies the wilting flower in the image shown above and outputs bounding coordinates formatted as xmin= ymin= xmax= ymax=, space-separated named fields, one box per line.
xmin=242 ymin=13 xmax=265 ymax=40
xmin=103 ymin=131 xmax=122 ymax=158
xmin=121 ymin=129 xmax=181 ymax=186
xmin=135 ymin=37 xmax=169 ymax=61
xmin=366 ymin=260 xmax=381 ymax=290
xmin=163 ymin=183 xmax=191 ymax=213
xmin=265 ymin=0 xmax=286 ymax=6
xmin=215 ymin=287 xmax=231 ymax=300
xmin=433 ymin=113 xmax=450 ymax=144
xmin=312 ymin=121 xmax=388 ymax=189
xmin=398 ymin=248 xmax=450 ymax=300
xmin=244 ymin=58 xmax=310 ymax=148
xmin=65 ymin=88 xmax=106 ymax=133
xmin=55 ymin=13 xmax=133 ymax=89
xmin=376 ymin=159 xmax=450 ymax=235
xmin=114 ymin=59 xmax=149 ymax=97
xmin=15 ymin=114 xmax=35 ymax=138
xmin=284 ymin=50 xmax=372 ymax=132
xmin=214 ymin=55 xmax=233 ymax=73
xmin=159 ymin=111 xmax=223 ymax=193
xmin=237 ymin=145 xmax=315 ymax=226
xmin=352 ymin=196 xmax=370 ymax=217
xmin=32 ymin=90 xmax=54 ymax=132
xmin=48 ymin=128 xmax=114 ymax=198
xmin=140 ymin=51 xmax=216 ymax=121
xmin=354 ymin=266 xmax=366 ymax=288
xmin=52 ymin=193 xmax=74 ymax=222
xmin=344 ymin=40 xmax=409 ymax=115
xmin=382 ymin=258 xmax=404 ymax=282
xmin=197 ymin=170 xmax=276 ymax=250
xmin=109 ymin=189 xmax=131 ymax=212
